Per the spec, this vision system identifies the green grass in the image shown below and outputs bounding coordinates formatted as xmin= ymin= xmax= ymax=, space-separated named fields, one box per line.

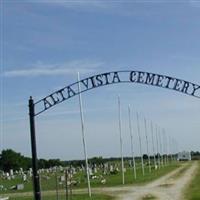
xmin=0 ymin=176 xmax=33 ymax=193
xmin=184 ymin=161 xmax=200 ymax=200
xmin=0 ymin=161 xmax=179 ymax=195
xmin=7 ymin=194 xmax=113 ymax=200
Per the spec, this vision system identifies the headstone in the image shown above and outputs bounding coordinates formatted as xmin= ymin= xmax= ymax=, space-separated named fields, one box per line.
xmin=101 ymin=178 xmax=106 ymax=184
xmin=22 ymin=174 xmax=27 ymax=182
xmin=59 ymin=166 xmax=63 ymax=172
xmin=109 ymin=165 xmax=114 ymax=172
xmin=53 ymin=166 xmax=57 ymax=172
xmin=129 ymin=160 xmax=132 ymax=167
xmin=19 ymin=168 xmax=23 ymax=174
xmin=5 ymin=173 xmax=11 ymax=180
xmin=60 ymin=175 xmax=65 ymax=182
xmin=16 ymin=184 xmax=24 ymax=190
xmin=72 ymin=167 xmax=76 ymax=174
xmin=88 ymin=168 xmax=93 ymax=176
xmin=9 ymin=169 xmax=13 ymax=176
xmin=94 ymin=167 xmax=97 ymax=173
xmin=91 ymin=175 xmax=98 ymax=179
xmin=28 ymin=168 xmax=32 ymax=177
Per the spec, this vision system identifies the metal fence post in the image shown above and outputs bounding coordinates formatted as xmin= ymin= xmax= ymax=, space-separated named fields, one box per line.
xmin=29 ymin=96 xmax=41 ymax=200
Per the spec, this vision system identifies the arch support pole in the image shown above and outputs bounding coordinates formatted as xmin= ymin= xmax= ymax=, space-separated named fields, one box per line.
xmin=29 ymin=96 xmax=41 ymax=200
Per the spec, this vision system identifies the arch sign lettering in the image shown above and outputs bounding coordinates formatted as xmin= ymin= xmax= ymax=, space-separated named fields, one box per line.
xmin=34 ymin=70 xmax=200 ymax=116
xmin=29 ymin=70 xmax=200 ymax=200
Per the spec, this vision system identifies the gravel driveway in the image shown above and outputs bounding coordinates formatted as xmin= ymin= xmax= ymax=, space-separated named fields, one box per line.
xmin=95 ymin=162 xmax=198 ymax=200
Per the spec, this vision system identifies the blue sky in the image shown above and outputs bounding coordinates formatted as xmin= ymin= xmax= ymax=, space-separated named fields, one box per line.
xmin=1 ymin=0 xmax=200 ymax=160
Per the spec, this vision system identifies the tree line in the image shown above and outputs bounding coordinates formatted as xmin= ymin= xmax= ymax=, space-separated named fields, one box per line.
xmin=0 ymin=149 xmax=64 ymax=172
xmin=0 ymin=149 xmax=107 ymax=172
xmin=1 ymin=149 xmax=199 ymax=172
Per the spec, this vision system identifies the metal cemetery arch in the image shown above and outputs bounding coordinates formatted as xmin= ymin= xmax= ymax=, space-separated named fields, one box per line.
xmin=29 ymin=70 xmax=200 ymax=200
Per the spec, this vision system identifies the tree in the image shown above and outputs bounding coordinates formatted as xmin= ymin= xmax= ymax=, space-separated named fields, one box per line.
xmin=143 ymin=154 xmax=148 ymax=160
xmin=47 ymin=159 xmax=63 ymax=168
xmin=89 ymin=156 xmax=104 ymax=165
xmin=0 ymin=149 xmax=31 ymax=172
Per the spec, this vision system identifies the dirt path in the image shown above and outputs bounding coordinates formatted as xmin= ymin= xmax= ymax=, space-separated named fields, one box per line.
xmin=1 ymin=162 xmax=197 ymax=200
xmin=94 ymin=162 xmax=198 ymax=200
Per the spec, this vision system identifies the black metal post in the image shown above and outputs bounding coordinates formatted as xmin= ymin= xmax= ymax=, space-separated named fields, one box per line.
xmin=55 ymin=169 xmax=59 ymax=200
xmin=65 ymin=170 xmax=69 ymax=200
xmin=29 ymin=96 xmax=41 ymax=200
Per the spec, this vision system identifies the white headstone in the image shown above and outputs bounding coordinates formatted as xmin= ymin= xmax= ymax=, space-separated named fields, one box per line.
xmin=22 ymin=174 xmax=27 ymax=182
xmin=17 ymin=184 xmax=24 ymax=190
xmin=60 ymin=175 xmax=65 ymax=182
xmin=10 ymin=169 xmax=14 ymax=176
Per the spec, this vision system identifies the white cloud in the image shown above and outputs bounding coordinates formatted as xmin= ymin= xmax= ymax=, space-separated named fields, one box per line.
xmin=189 ymin=0 xmax=200 ymax=8
xmin=3 ymin=60 xmax=104 ymax=77
xmin=27 ymin=0 xmax=115 ymax=13
xmin=32 ymin=0 xmax=112 ymax=8
xmin=28 ymin=0 xmax=142 ymax=16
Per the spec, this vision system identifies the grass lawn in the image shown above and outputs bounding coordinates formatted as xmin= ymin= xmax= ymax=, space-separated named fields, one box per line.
xmin=184 ymin=161 xmax=200 ymax=200
xmin=7 ymin=194 xmax=113 ymax=200
xmin=0 ymin=161 xmax=179 ymax=195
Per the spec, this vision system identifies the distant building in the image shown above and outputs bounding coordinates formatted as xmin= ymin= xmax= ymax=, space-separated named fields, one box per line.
xmin=177 ymin=151 xmax=191 ymax=161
